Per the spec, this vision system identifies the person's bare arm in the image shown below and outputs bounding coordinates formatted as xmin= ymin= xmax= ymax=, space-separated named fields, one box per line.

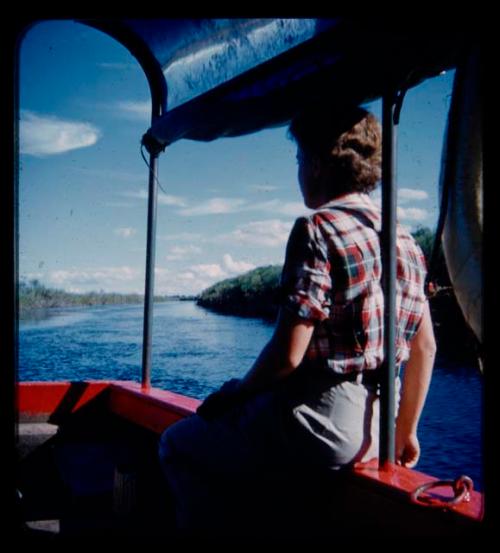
xmin=196 ymin=308 xmax=314 ymax=420
xmin=238 ymin=308 xmax=315 ymax=394
xmin=395 ymin=301 xmax=436 ymax=467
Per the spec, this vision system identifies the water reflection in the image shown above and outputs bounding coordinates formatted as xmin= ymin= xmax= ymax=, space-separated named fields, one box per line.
xmin=20 ymin=307 xmax=94 ymax=330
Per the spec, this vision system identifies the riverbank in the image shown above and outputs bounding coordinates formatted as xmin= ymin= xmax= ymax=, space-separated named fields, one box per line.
xmin=18 ymin=279 xmax=196 ymax=319
xmin=197 ymin=265 xmax=281 ymax=321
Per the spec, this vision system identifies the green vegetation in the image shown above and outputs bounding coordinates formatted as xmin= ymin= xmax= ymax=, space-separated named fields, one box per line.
xmin=197 ymin=265 xmax=282 ymax=320
xmin=19 ymin=279 xmax=172 ymax=317
xmin=412 ymin=226 xmax=449 ymax=285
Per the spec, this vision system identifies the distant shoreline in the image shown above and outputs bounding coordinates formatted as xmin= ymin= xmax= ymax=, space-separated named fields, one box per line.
xmin=18 ymin=280 xmax=198 ymax=319
xmin=19 ymin=297 xmax=199 ymax=320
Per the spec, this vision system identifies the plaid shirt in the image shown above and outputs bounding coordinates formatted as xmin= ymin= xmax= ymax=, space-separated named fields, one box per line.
xmin=281 ymin=192 xmax=427 ymax=374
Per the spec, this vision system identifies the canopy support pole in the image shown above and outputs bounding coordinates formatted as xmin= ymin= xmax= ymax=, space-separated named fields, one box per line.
xmin=379 ymin=92 xmax=399 ymax=468
xmin=141 ymin=94 xmax=164 ymax=390
xmin=141 ymin=150 xmax=159 ymax=389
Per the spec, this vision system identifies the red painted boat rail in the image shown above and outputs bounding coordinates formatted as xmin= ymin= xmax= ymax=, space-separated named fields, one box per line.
xmin=17 ymin=380 xmax=484 ymax=530
xmin=17 ymin=380 xmax=201 ymax=432
xmin=353 ymin=459 xmax=483 ymax=522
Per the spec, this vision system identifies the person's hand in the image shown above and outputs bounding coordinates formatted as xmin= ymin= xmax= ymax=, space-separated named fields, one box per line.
xmin=395 ymin=431 xmax=420 ymax=468
xmin=196 ymin=379 xmax=244 ymax=421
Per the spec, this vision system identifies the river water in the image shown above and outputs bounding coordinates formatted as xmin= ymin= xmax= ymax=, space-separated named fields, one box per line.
xmin=19 ymin=301 xmax=483 ymax=490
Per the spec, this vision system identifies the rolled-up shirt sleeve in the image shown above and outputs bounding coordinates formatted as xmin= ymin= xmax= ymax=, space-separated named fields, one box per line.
xmin=280 ymin=216 xmax=332 ymax=322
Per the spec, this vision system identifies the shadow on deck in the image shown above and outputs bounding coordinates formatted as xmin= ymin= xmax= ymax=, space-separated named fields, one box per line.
xmin=16 ymin=387 xmax=175 ymax=544
xmin=15 ymin=382 xmax=486 ymax=544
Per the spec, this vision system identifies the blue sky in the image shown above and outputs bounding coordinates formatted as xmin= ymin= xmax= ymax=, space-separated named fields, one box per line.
xmin=19 ymin=20 xmax=454 ymax=296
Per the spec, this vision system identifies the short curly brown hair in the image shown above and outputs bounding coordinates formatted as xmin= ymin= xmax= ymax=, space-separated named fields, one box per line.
xmin=288 ymin=105 xmax=382 ymax=194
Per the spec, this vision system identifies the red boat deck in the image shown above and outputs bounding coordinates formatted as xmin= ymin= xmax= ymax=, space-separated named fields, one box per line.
xmin=16 ymin=381 xmax=485 ymax=541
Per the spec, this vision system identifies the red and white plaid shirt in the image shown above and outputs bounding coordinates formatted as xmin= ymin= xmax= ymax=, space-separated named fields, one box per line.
xmin=280 ymin=192 xmax=427 ymax=374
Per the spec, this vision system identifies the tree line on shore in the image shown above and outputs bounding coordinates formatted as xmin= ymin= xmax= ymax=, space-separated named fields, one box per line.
xmin=18 ymin=279 xmax=194 ymax=317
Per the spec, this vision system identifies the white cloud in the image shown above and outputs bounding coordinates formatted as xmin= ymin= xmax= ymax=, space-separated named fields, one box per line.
xmin=114 ymin=227 xmax=137 ymax=238
xmin=177 ymin=196 xmax=309 ymax=218
xmin=45 ymin=266 xmax=141 ymax=293
xmin=117 ymin=100 xmax=150 ymax=120
xmin=123 ymin=190 xmax=147 ymax=201
xmin=50 ymin=266 xmax=138 ymax=284
xmin=165 ymin=245 xmax=202 ymax=261
xmin=155 ymin=272 xmax=212 ymax=296
xmin=179 ymin=198 xmax=246 ymax=216
xmin=372 ymin=188 xmax=429 ymax=205
xmin=157 ymin=258 xmax=257 ymax=295
xmin=399 ymin=188 xmax=429 ymax=201
xmin=122 ymin=189 xmax=187 ymax=207
xmin=157 ymin=255 xmax=254 ymax=295
xmin=253 ymin=199 xmax=310 ymax=217
xmin=24 ymin=263 xmax=227 ymax=297
xmin=229 ymin=219 xmax=293 ymax=247
xmin=250 ymin=184 xmax=280 ymax=192
xmin=191 ymin=263 xmax=227 ymax=279
xmin=20 ymin=111 xmax=100 ymax=157
xmin=159 ymin=255 xmax=255 ymax=296
xmin=158 ymin=194 xmax=188 ymax=207
xmin=397 ymin=207 xmax=428 ymax=222
xmin=371 ymin=194 xmax=429 ymax=223
xmin=222 ymin=254 xmax=255 ymax=274
xmin=152 ymin=266 xmax=202 ymax=296
xmin=154 ymin=267 xmax=171 ymax=280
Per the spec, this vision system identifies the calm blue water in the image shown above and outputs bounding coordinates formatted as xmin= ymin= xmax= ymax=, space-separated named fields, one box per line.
xmin=19 ymin=301 xmax=483 ymax=490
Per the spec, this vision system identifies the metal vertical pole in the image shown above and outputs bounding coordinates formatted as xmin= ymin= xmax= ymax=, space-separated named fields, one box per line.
xmin=379 ymin=93 xmax=398 ymax=468
xmin=141 ymin=147 xmax=159 ymax=390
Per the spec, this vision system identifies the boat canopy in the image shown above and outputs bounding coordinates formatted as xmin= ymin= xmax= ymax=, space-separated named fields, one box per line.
xmin=83 ymin=18 xmax=468 ymax=152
